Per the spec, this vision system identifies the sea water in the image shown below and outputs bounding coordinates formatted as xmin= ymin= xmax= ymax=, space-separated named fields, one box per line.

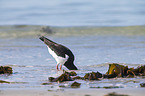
xmin=0 ymin=0 xmax=145 ymax=90
xmin=0 ymin=26 xmax=145 ymax=90
xmin=0 ymin=0 xmax=145 ymax=26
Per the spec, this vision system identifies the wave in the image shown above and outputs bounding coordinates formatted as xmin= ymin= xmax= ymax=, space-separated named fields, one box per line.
xmin=0 ymin=25 xmax=145 ymax=38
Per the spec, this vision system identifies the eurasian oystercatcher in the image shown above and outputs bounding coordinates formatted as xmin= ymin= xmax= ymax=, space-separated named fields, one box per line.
xmin=39 ymin=36 xmax=78 ymax=70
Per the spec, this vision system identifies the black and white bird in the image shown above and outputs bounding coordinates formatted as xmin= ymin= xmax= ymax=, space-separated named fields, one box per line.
xmin=39 ymin=36 xmax=78 ymax=71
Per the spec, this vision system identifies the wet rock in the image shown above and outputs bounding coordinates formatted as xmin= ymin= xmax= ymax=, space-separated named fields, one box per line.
xmin=140 ymin=83 xmax=145 ymax=87
xmin=84 ymin=71 xmax=102 ymax=80
xmin=48 ymin=71 xmax=73 ymax=82
xmin=0 ymin=66 xmax=12 ymax=74
xmin=105 ymin=92 xmax=129 ymax=96
xmin=71 ymin=81 xmax=81 ymax=88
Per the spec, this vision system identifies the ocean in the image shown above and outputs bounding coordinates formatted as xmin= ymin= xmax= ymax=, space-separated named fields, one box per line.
xmin=0 ymin=0 xmax=145 ymax=90
xmin=0 ymin=0 xmax=145 ymax=26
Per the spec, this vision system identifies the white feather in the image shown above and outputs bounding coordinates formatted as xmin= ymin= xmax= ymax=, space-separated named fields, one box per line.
xmin=47 ymin=46 xmax=69 ymax=65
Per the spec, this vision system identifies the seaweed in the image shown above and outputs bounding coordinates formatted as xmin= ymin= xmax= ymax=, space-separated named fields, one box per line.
xmin=84 ymin=71 xmax=102 ymax=80
xmin=132 ymin=65 xmax=145 ymax=76
xmin=103 ymin=73 xmax=117 ymax=79
xmin=48 ymin=71 xmax=72 ymax=82
xmin=90 ymin=86 xmax=123 ymax=89
xmin=105 ymin=92 xmax=129 ymax=96
xmin=72 ymin=76 xmax=84 ymax=80
xmin=106 ymin=63 xmax=129 ymax=77
xmin=0 ymin=80 xmax=11 ymax=84
xmin=0 ymin=66 xmax=12 ymax=74
xmin=71 ymin=81 xmax=81 ymax=88
xmin=46 ymin=63 xmax=145 ymax=85
xmin=140 ymin=83 xmax=145 ymax=87
xmin=106 ymin=63 xmax=145 ymax=78
xmin=69 ymin=71 xmax=77 ymax=76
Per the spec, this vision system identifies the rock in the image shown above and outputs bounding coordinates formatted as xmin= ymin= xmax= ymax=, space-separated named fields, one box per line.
xmin=0 ymin=66 xmax=12 ymax=74
xmin=48 ymin=71 xmax=73 ymax=82
xmin=71 ymin=81 xmax=81 ymax=88
xmin=140 ymin=83 xmax=145 ymax=87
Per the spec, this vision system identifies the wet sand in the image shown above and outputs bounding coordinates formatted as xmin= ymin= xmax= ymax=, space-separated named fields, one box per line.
xmin=0 ymin=88 xmax=145 ymax=96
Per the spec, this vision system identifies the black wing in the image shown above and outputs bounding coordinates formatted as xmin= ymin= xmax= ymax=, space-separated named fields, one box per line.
xmin=40 ymin=36 xmax=74 ymax=59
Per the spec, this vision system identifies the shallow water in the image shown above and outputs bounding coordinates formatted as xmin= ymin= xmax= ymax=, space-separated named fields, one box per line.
xmin=0 ymin=27 xmax=145 ymax=90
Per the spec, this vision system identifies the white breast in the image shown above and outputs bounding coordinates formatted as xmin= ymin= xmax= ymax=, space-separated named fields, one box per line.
xmin=47 ymin=46 xmax=69 ymax=65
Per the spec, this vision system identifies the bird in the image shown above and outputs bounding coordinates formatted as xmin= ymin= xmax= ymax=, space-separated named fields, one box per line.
xmin=39 ymin=36 xmax=78 ymax=71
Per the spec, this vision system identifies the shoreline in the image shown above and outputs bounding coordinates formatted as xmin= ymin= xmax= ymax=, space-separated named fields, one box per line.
xmin=0 ymin=88 xmax=145 ymax=96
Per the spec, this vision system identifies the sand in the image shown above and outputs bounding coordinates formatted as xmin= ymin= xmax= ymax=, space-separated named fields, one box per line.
xmin=0 ymin=88 xmax=145 ymax=96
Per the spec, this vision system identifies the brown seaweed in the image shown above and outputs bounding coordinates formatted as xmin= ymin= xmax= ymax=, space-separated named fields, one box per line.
xmin=106 ymin=63 xmax=129 ymax=77
xmin=105 ymin=92 xmax=129 ymax=96
xmin=103 ymin=73 xmax=117 ymax=79
xmin=132 ymin=65 xmax=145 ymax=76
xmin=106 ymin=63 xmax=145 ymax=78
xmin=69 ymin=71 xmax=77 ymax=76
xmin=0 ymin=66 xmax=12 ymax=74
xmin=84 ymin=71 xmax=102 ymax=80
xmin=71 ymin=81 xmax=81 ymax=88
xmin=48 ymin=71 xmax=73 ymax=82
xmin=47 ymin=63 xmax=145 ymax=84
xmin=140 ymin=83 xmax=145 ymax=87
xmin=0 ymin=80 xmax=10 ymax=84
xmin=72 ymin=76 xmax=84 ymax=80
xmin=64 ymin=71 xmax=77 ymax=76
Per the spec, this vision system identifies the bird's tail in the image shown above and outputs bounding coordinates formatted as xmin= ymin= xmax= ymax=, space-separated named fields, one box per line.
xmin=39 ymin=36 xmax=45 ymax=41
xmin=39 ymin=36 xmax=56 ymax=44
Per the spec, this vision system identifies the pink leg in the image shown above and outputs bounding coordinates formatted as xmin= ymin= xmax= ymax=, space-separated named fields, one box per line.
xmin=59 ymin=64 xmax=62 ymax=70
xmin=56 ymin=64 xmax=59 ymax=71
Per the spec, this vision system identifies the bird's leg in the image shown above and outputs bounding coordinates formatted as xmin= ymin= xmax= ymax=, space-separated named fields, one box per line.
xmin=56 ymin=63 xmax=59 ymax=71
xmin=59 ymin=64 xmax=62 ymax=70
